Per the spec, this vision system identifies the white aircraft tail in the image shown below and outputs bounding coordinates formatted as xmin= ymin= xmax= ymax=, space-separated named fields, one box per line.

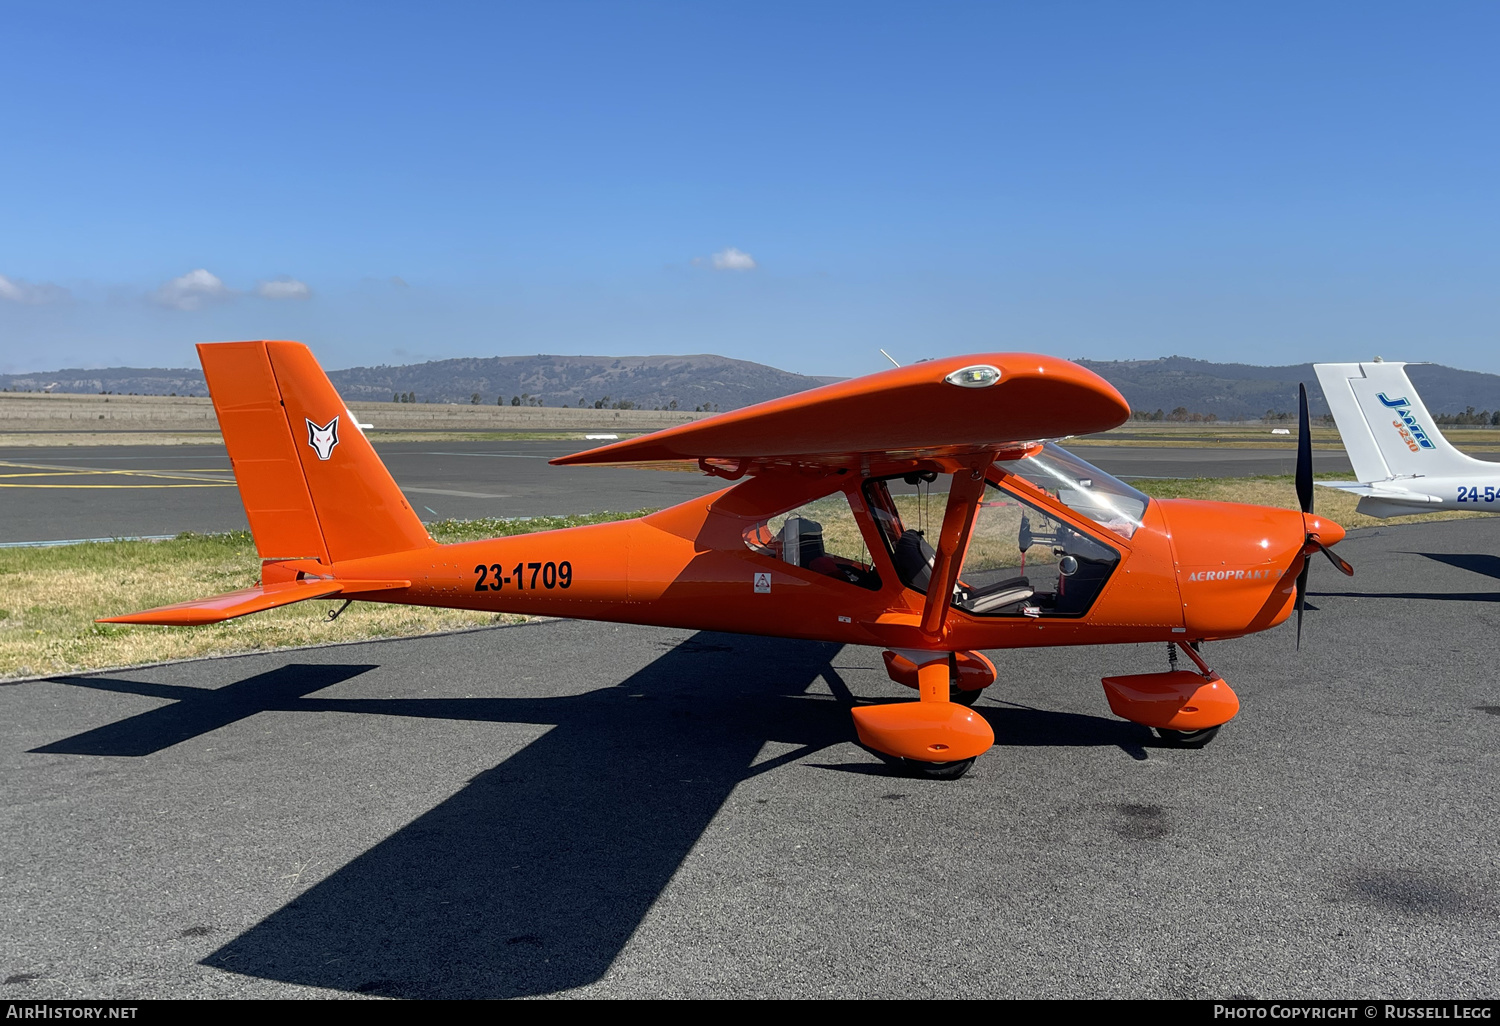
xmin=1313 ymin=361 xmax=1488 ymax=482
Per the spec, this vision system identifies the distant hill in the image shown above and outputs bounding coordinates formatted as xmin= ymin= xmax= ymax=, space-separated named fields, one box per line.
xmin=1074 ymin=356 xmax=1500 ymax=420
xmin=0 ymin=354 xmax=843 ymax=412
xmin=4 ymin=352 xmax=1499 ymax=419
xmin=0 ymin=367 xmax=212 ymax=398
xmin=326 ymin=354 xmax=843 ymax=411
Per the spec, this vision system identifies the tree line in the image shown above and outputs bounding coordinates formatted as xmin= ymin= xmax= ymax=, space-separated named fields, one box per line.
xmin=393 ymin=392 xmax=720 ymax=412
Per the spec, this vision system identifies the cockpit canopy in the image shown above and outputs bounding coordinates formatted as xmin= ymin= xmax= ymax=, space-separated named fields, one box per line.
xmin=996 ymin=443 xmax=1149 ymax=540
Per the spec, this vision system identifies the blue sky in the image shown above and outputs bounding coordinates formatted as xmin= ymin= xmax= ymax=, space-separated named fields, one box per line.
xmin=3 ymin=1 xmax=1499 ymax=376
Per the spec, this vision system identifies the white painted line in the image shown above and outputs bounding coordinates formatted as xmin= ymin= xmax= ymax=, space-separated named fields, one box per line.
xmin=402 ymin=487 xmax=511 ymax=499
xmin=0 ymin=535 xmax=177 ymax=549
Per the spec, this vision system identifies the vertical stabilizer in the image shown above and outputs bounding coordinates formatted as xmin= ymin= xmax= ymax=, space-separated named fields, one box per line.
xmin=200 ymin=341 xmax=433 ymax=564
xmin=200 ymin=342 xmax=330 ymax=562
xmin=1314 ymin=361 xmax=1487 ymax=482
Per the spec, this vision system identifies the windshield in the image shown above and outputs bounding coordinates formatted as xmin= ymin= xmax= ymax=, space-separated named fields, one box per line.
xmin=994 ymin=443 xmax=1149 ymax=539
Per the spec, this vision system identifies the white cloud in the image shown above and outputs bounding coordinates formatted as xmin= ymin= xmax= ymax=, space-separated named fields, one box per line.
xmin=712 ymin=247 xmax=757 ymax=270
xmin=0 ymin=274 xmax=70 ymax=305
xmin=694 ymin=247 xmax=758 ymax=271
xmin=152 ymin=269 xmax=233 ymax=311
xmin=256 ymin=277 xmax=312 ymax=301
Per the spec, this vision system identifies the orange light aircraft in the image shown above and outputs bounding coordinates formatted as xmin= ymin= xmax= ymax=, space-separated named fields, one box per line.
xmin=101 ymin=342 xmax=1353 ymax=779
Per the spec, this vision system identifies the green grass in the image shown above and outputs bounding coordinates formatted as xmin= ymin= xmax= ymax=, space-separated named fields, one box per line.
xmin=425 ymin=509 xmax=658 ymax=543
xmin=0 ymin=510 xmax=652 ymax=680
xmin=1132 ymin=473 xmax=1493 ymax=530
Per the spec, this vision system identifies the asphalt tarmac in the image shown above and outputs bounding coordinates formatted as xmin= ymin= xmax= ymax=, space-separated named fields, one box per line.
xmin=0 ymin=441 xmax=726 ymax=545
xmin=0 ymin=439 xmax=1385 ymax=545
xmin=2 ymin=516 xmax=1496 ymax=998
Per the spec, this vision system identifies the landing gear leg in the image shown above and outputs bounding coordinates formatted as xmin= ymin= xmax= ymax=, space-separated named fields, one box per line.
xmin=852 ymin=654 xmax=993 ymax=780
xmin=904 ymin=658 xmax=977 ymax=779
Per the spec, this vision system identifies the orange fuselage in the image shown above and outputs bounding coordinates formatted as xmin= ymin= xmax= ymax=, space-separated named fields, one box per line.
xmin=279 ymin=468 xmax=1327 ymax=653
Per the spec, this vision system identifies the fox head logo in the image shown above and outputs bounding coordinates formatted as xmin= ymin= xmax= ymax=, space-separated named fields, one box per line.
xmin=306 ymin=416 xmax=340 ymax=461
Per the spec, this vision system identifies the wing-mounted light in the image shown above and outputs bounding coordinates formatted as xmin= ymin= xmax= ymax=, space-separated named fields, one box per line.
xmin=944 ymin=365 xmax=1002 ymax=388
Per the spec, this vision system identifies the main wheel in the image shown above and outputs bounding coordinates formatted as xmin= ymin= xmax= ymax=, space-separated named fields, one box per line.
xmin=1154 ymin=725 xmax=1221 ymax=748
xmin=901 ymin=756 xmax=977 ymax=780
xmin=950 ymin=685 xmax=983 ymax=706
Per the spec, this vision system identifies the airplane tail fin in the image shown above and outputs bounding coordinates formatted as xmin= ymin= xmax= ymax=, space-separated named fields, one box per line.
xmin=1313 ymin=361 xmax=1487 ymax=482
xmin=199 ymin=341 xmax=433 ymax=564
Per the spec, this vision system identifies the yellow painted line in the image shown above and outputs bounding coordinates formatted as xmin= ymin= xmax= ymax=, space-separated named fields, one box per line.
xmin=0 ymin=463 xmax=228 ymax=472
xmin=0 ymin=482 xmax=235 ymax=489
xmin=0 ymin=477 xmax=234 ymax=486
xmin=0 ymin=461 xmax=233 ymax=484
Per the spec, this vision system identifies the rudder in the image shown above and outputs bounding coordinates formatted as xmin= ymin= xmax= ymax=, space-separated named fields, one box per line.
xmin=200 ymin=340 xmax=432 ymax=564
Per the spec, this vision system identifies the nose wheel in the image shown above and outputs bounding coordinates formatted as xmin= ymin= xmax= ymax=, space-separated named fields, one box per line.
xmin=902 ymin=756 xmax=977 ymax=780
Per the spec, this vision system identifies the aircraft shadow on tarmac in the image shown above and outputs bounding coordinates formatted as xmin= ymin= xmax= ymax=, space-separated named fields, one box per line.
xmin=1310 ymin=551 xmax=1500 ymax=604
xmin=1413 ymin=551 xmax=1500 ymax=581
xmin=36 ymin=632 xmax=1147 ymax=998
xmin=30 ymin=664 xmax=380 ymax=757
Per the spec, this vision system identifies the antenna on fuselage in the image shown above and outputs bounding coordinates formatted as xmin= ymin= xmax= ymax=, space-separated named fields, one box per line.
xmin=879 ymin=349 xmax=901 ymax=368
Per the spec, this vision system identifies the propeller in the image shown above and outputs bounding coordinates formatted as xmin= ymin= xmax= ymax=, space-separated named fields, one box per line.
xmin=1293 ymin=382 xmax=1355 ymax=647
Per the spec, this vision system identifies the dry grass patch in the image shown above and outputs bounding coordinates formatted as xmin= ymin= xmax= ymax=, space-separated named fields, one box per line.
xmin=0 ymin=432 xmax=225 ymax=447
xmin=0 ymin=510 xmax=653 ymax=680
xmin=1071 ymin=424 xmax=1500 ymax=451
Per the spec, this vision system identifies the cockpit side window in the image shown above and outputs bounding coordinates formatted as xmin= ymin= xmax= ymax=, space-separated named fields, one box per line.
xmin=958 ymin=480 xmax=1119 ymax=617
xmin=743 ymin=489 xmax=882 ymax=590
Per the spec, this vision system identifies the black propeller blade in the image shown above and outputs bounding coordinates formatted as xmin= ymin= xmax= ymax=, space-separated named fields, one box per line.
xmin=1296 ymin=382 xmax=1313 ymax=515
xmin=1315 ymin=540 xmax=1355 ymax=577
xmin=1292 ymin=381 xmax=1353 ymax=648
xmin=1295 ymin=559 xmax=1311 ymax=649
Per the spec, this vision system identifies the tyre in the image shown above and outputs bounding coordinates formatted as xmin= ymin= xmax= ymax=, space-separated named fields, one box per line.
xmin=901 ymin=756 xmax=977 ymax=780
xmin=1154 ymin=726 xmax=1221 ymax=748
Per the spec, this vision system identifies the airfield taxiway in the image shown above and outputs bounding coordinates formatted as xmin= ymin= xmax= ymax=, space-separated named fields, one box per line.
xmin=0 ymin=439 xmax=1383 ymax=545
xmin=2 ymin=516 xmax=1495 ymax=998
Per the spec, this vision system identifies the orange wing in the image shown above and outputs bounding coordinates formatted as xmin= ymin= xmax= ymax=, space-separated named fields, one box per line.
xmin=551 ymin=353 xmax=1128 ymax=473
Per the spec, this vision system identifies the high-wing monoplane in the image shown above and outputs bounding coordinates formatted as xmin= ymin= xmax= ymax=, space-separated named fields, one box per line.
xmin=1315 ymin=359 xmax=1500 ymax=517
xmin=101 ymin=342 xmax=1353 ymax=778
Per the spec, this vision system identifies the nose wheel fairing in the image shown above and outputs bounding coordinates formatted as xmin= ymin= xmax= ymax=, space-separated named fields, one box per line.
xmin=1101 ymin=671 xmax=1240 ymax=731
xmin=1100 ymin=640 xmax=1239 ymax=733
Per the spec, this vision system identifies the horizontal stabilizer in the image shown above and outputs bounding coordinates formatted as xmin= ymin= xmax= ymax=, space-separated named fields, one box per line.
xmin=1316 ymin=481 xmax=1444 ymax=505
xmin=552 ymin=353 xmax=1128 ymax=471
xmin=98 ymin=579 xmax=410 ymax=626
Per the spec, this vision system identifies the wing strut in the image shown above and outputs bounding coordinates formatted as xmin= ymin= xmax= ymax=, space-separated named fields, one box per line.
xmin=920 ymin=463 xmax=991 ymax=639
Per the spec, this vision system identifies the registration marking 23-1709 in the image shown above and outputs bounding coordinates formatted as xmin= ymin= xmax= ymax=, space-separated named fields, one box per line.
xmin=475 ymin=561 xmax=573 ymax=591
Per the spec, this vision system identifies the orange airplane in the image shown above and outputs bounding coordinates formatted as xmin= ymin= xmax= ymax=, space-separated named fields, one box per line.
xmin=101 ymin=342 xmax=1353 ymax=779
